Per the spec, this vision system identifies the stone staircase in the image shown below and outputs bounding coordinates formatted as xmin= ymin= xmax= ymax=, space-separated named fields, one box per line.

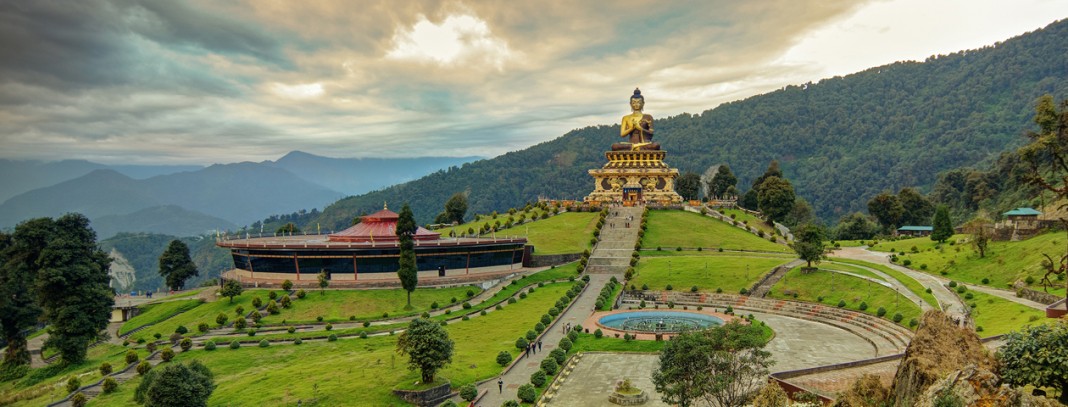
xmin=586 ymin=206 xmax=643 ymax=274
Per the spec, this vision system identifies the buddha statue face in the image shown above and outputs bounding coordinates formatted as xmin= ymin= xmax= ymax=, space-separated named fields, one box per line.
xmin=630 ymin=97 xmax=644 ymax=112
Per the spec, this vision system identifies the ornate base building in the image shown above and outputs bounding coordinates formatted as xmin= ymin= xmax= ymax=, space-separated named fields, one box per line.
xmin=585 ymin=89 xmax=683 ymax=204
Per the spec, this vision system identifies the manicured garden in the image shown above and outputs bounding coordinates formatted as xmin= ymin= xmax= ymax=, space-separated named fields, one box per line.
xmin=494 ymin=212 xmax=599 ymax=254
xmin=629 ymin=255 xmax=790 ymax=294
xmin=829 ymin=258 xmax=940 ymax=308
xmin=714 ymin=208 xmax=776 ymax=236
xmin=434 ymin=206 xmax=552 ymax=238
xmin=259 ymin=285 xmax=482 ymax=324
xmin=768 ymin=266 xmax=923 ymax=328
xmin=1 ymin=344 xmax=146 ymax=407
xmin=642 ymin=210 xmax=788 ymax=253
xmin=119 ymin=299 xmax=203 ymax=335
xmin=958 ymin=288 xmax=1049 ymax=336
xmin=123 ymin=290 xmax=269 ymax=343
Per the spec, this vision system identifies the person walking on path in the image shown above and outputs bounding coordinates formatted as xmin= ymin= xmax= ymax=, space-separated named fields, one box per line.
xmin=537 ymin=340 xmax=542 ymax=352
xmin=498 ymin=378 xmax=503 ymax=394
xmin=524 ymin=344 xmax=530 ymax=358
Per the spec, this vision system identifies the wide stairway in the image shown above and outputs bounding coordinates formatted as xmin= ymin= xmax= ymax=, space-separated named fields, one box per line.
xmin=586 ymin=206 xmax=643 ymax=274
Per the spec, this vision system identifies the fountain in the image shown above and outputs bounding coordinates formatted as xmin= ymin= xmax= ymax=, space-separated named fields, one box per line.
xmin=608 ymin=378 xmax=648 ymax=405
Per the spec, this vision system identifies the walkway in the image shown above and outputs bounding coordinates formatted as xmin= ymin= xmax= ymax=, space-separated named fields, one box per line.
xmin=830 ymin=247 xmax=968 ymax=323
xmin=823 ymin=261 xmax=930 ymax=311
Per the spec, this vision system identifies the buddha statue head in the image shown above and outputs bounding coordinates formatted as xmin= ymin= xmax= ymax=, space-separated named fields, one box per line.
xmin=630 ymin=88 xmax=644 ymax=111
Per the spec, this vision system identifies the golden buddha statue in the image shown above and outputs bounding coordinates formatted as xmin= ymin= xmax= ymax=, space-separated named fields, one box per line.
xmin=611 ymin=88 xmax=660 ymax=151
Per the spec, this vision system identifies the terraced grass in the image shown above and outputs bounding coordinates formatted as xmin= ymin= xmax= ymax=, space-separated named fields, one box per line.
xmin=1 ymin=345 xmax=146 ymax=407
xmin=119 ymin=299 xmax=203 ymax=335
xmin=91 ymin=283 xmax=576 ymax=406
xmin=124 ymin=290 xmax=274 ymax=343
xmin=494 ymin=212 xmax=599 ymax=254
xmin=872 ymin=233 xmax=1067 ymax=297
xmin=714 ymin=208 xmax=776 ymax=235
xmin=434 ymin=207 xmax=552 ymax=238
xmin=259 ymin=285 xmax=482 ymax=324
xmin=768 ymin=267 xmax=923 ymax=329
xmin=643 ymin=210 xmax=789 ymax=253
xmin=830 ymin=258 xmax=940 ymax=309
xmin=629 ymin=255 xmax=790 ymax=293
xmin=819 ymin=262 xmax=886 ymax=282
xmin=964 ymin=290 xmax=1049 ymax=337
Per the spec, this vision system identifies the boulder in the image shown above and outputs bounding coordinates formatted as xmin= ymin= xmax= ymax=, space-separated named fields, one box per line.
xmin=914 ymin=365 xmax=1063 ymax=407
xmin=889 ymin=311 xmax=994 ymax=407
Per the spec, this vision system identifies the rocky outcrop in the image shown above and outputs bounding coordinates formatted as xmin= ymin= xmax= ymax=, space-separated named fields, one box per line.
xmin=890 ymin=311 xmax=995 ymax=407
xmin=108 ymin=248 xmax=137 ymax=292
xmin=915 ymin=365 xmax=1063 ymax=407
xmin=834 ymin=374 xmax=891 ymax=407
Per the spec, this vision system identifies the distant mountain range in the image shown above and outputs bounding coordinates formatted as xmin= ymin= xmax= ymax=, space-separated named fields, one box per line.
xmin=0 ymin=153 xmax=479 ymax=238
xmin=312 ymin=18 xmax=1068 ymax=227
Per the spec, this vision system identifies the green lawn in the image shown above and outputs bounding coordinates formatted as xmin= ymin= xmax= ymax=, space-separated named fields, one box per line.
xmin=570 ymin=333 xmax=665 ymax=353
xmin=819 ymin=262 xmax=887 ymax=282
xmin=714 ymin=208 xmax=776 ymax=236
xmin=827 ymin=240 xmax=867 ymax=247
xmin=91 ymin=282 xmax=576 ymax=406
xmin=643 ymin=210 xmax=789 ymax=253
xmin=869 ymin=235 xmax=967 ymax=254
xmin=497 ymin=212 xmax=599 ymax=255
xmin=1 ymin=344 xmax=146 ymax=407
xmin=767 ymin=266 xmax=923 ymax=329
xmin=260 ymin=285 xmax=482 ymax=324
xmin=119 ymin=300 xmax=203 ymax=335
xmin=124 ymin=290 xmax=276 ymax=343
xmin=829 ymin=258 xmax=940 ymax=309
xmin=629 ymin=255 xmax=791 ymax=293
xmin=965 ymin=290 xmax=1050 ymax=337
xmin=872 ymin=232 xmax=1067 ymax=297
xmin=434 ymin=207 xmax=551 ymax=238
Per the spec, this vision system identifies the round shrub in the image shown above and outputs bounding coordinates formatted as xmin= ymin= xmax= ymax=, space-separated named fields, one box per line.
xmin=266 ymin=300 xmax=280 ymax=315
xmin=326 ymin=323 xmax=333 ymax=331
xmin=526 ymin=330 xmax=537 ymax=341
xmin=287 ymin=326 xmax=296 ymax=334
xmin=259 ymin=339 xmax=270 ymax=348
xmin=519 ymin=292 xmax=527 ymax=300
xmin=99 ymin=361 xmax=113 ymax=375
xmin=534 ymin=322 xmax=545 ymax=333
xmin=198 ymin=322 xmax=210 ymax=333
xmin=666 ymin=284 xmax=673 ymax=291
xmin=282 ymin=279 xmax=293 ymax=291
xmin=66 ymin=376 xmax=81 ymax=393
xmin=71 ymin=392 xmax=87 ymax=407
xmin=235 ymin=305 xmax=245 ymax=315
xmin=431 ymin=301 xmax=439 ymax=309
xmin=268 ymin=291 xmax=278 ymax=300
xmin=551 ymin=348 xmax=566 ymax=365
xmin=530 ymin=369 xmax=547 ymax=387
xmin=362 ymin=321 xmax=371 ymax=327
xmin=981 ymin=278 xmax=990 ymax=284
xmin=247 ymin=329 xmax=256 ymax=337
xmin=964 ymin=292 xmax=974 ymax=300
xmin=460 ymin=384 xmax=479 ymax=402
xmin=517 ymin=384 xmax=536 ymax=402
xmin=137 ymin=360 xmax=152 ymax=375
xmin=204 ymin=341 xmax=217 ymax=351
xmin=892 ymin=313 xmax=904 ymax=323
xmin=296 ymin=289 xmax=306 ymax=299
xmin=948 ymin=281 xmax=958 ymax=287
xmin=234 ymin=318 xmax=247 ymax=329
xmin=594 ymin=329 xmax=603 ymax=339
xmin=515 ymin=337 xmax=529 ymax=350
xmin=837 ymin=300 xmax=846 ymax=308
xmin=294 ymin=338 xmax=303 ymax=345
xmin=154 ymin=332 xmax=162 ymax=339
xmin=541 ymin=314 xmax=552 ymax=325
xmin=497 ymin=351 xmax=513 ymax=367
xmin=909 ymin=318 xmax=919 ymax=327
xmin=359 ymin=331 xmax=368 ymax=339
xmin=160 ymin=348 xmax=175 ymax=362
xmin=558 ymin=337 xmax=572 ymax=351
xmin=956 ymin=285 xmax=966 ymax=293
xmin=180 ymin=338 xmax=192 ymax=352
xmin=877 ymin=307 xmax=887 ymax=317
xmin=252 ymin=297 xmax=262 ymax=308
xmin=421 ymin=312 xmax=430 ymax=318
xmin=123 ymin=351 xmax=144 ymax=367
xmin=229 ymin=340 xmax=240 ymax=349
xmin=280 ymin=295 xmax=291 ymax=308
xmin=101 ymin=377 xmax=118 ymax=394
xmin=328 ymin=334 xmax=338 ymax=342
xmin=174 ymin=325 xmax=188 ymax=335
xmin=540 ymin=357 xmax=559 ymax=375
xmin=859 ymin=302 xmax=868 ymax=311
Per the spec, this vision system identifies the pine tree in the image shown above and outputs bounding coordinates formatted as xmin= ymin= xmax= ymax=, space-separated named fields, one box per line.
xmin=158 ymin=240 xmax=198 ymax=291
xmin=397 ymin=204 xmax=419 ymax=308
xmin=930 ymin=205 xmax=953 ymax=243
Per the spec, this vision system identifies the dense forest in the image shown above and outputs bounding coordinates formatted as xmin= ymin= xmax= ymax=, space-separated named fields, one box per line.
xmin=311 ymin=19 xmax=1068 ymax=229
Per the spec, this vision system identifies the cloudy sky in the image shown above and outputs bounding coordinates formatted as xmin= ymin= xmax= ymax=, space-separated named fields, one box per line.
xmin=1 ymin=0 xmax=1066 ymax=165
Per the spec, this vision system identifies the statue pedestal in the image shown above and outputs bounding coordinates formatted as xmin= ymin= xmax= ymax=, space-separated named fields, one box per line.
xmin=585 ymin=150 xmax=683 ymax=204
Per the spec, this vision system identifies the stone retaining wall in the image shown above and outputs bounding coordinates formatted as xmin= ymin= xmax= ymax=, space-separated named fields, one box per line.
xmin=525 ymin=253 xmax=583 ymax=268
xmin=1016 ymin=287 xmax=1061 ymax=305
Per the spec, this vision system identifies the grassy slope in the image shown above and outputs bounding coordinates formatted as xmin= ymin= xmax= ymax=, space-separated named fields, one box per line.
xmin=830 ymin=258 xmax=940 ymax=309
xmin=767 ymin=266 xmax=923 ymax=328
xmin=124 ymin=290 xmax=275 ymax=343
xmin=260 ymin=285 xmax=482 ymax=324
xmin=630 ymin=255 xmax=790 ymax=293
xmin=495 ymin=212 xmax=599 ymax=254
xmin=92 ymin=282 xmax=575 ymax=406
xmin=966 ymin=290 xmax=1049 ymax=336
xmin=871 ymin=233 xmax=1067 ymax=297
xmin=1 ymin=345 xmax=146 ymax=407
xmin=119 ymin=300 xmax=202 ymax=335
xmin=434 ymin=208 xmax=549 ymax=237
xmin=643 ymin=211 xmax=788 ymax=253
xmin=715 ymin=208 xmax=776 ymax=236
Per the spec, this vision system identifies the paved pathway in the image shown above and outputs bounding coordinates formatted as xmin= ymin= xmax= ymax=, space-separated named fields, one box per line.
xmin=830 ymin=247 xmax=968 ymax=322
xmin=475 ymin=274 xmax=613 ymax=406
xmin=823 ymin=260 xmax=930 ymax=310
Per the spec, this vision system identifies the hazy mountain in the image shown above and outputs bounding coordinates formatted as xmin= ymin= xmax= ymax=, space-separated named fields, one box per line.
xmin=312 ymin=18 xmax=1068 ymax=227
xmin=0 ymin=163 xmax=342 ymax=230
xmin=0 ymin=159 xmax=201 ymax=203
xmin=91 ymin=205 xmax=237 ymax=240
xmin=264 ymin=151 xmax=481 ymax=195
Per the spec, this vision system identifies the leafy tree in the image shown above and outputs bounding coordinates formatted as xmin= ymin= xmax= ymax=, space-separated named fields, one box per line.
xmin=740 ymin=189 xmax=758 ymax=211
xmin=783 ymin=198 xmax=817 ymax=228
xmin=652 ymin=321 xmax=773 ymax=407
xmin=396 ymin=318 xmax=453 ymax=383
xmin=707 ymin=164 xmax=738 ymax=198
xmin=396 ymin=203 xmax=418 ymax=307
xmin=220 ymin=280 xmax=243 ymax=303
xmin=752 ymin=160 xmax=783 ymax=192
xmin=0 ymin=219 xmax=52 ymax=366
xmin=833 ymin=212 xmax=878 ymax=241
xmin=1019 ymin=95 xmax=1068 ymax=305
xmin=317 ymin=270 xmax=329 ymax=295
xmin=867 ymin=192 xmax=904 ymax=231
xmin=275 ymin=222 xmax=300 ymax=235
xmin=791 ymin=223 xmax=825 ymax=268
xmin=675 ymin=171 xmax=702 ymax=201
xmin=930 ymin=205 xmax=953 ymax=243
xmin=134 ymin=360 xmax=215 ymax=407
xmin=997 ymin=322 xmax=1068 ymax=404
xmin=962 ymin=216 xmax=991 ymax=258
xmin=444 ymin=192 xmax=469 ymax=224
xmin=757 ymin=176 xmax=795 ymax=224
xmin=36 ymin=214 xmax=113 ymax=365
xmin=158 ymin=240 xmax=198 ymax=291
xmin=898 ymin=187 xmax=934 ymax=226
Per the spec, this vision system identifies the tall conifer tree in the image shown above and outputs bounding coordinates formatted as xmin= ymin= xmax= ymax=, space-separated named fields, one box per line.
xmin=396 ymin=204 xmax=418 ymax=308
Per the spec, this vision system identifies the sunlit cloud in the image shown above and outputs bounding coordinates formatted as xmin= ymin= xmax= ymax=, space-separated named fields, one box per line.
xmin=386 ymin=13 xmax=513 ymax=69
xmin=269 ymin=82 xmax=325 ymax=99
